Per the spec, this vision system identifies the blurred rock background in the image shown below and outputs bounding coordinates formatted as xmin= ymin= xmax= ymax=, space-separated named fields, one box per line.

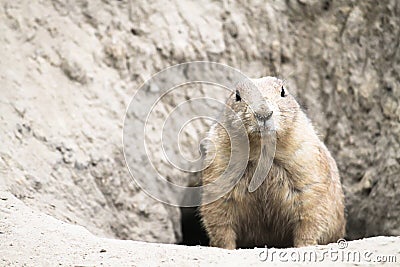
xmin=0 ymin=0 xmax=399 ymax=245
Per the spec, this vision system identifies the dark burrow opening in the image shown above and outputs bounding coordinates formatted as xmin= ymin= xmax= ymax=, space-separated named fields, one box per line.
xmin=179 ymin=207 xmax=209 ymax=246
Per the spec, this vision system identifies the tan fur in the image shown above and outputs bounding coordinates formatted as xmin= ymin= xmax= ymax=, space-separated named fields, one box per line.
xmin=200 ymin=77 xmax=345 ymax=249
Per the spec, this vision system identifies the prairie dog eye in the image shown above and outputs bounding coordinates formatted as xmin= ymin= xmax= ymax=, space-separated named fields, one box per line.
xmin=280 ymin=86 xmax=286 ymax=97
xmin=235 ymin=90 xmax=242 ymax=102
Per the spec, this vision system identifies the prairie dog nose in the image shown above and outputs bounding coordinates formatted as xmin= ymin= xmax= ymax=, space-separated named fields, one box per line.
xmin=255 ymin=110 xmax=273 ymax=121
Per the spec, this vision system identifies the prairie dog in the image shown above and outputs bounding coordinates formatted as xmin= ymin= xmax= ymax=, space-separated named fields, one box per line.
xmin=200 ymin=77 xmax=345 ymax=249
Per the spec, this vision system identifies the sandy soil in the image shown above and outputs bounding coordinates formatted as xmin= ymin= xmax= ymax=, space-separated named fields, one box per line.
xmin=1 ymin=190 xmax=399 ymax=266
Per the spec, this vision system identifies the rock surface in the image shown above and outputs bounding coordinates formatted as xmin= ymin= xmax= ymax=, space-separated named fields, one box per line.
xmin=1 ymin=191 xmax=399 ymax=266
xmin=0 ymin=0 xmax=399 ymax=250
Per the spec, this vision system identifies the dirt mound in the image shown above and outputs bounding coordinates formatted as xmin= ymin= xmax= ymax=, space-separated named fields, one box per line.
xmin=1 ymin=192 xmax=399 ymax=266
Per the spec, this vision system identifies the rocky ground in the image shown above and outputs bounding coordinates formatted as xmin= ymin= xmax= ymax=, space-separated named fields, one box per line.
xmin=0 ymin=0 xmax=399 ymax=265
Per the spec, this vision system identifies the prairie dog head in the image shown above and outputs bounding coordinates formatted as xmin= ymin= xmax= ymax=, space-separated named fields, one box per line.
xmin=225 ymin=76 xmax=300 ymax=138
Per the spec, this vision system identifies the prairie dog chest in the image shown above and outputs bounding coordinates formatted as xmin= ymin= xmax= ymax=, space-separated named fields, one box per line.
xmin=230 ymin=162 xmax=299 ymax=215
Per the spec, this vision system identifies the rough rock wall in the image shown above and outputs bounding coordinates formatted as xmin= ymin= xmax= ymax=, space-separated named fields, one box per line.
xmin=1 ymin=0 xmax=399 ymax=243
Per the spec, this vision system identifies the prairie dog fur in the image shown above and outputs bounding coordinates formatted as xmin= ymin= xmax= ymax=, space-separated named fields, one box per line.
xmin=200 ymin=77 xmax=345 ymax=249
